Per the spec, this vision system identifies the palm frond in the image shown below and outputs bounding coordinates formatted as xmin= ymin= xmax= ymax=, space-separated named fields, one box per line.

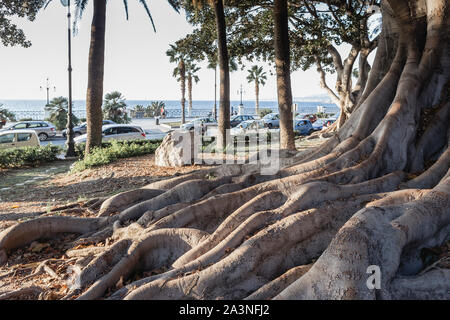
xmin=166 ymin=0 xmax=180 ymax=13
xmin=138 ymin=0 xmax=156 ymax=32
xmin=123 ymin=0 xmax=129 ymax=20
xmin=73 ymin=0 xmax=89 ymax=36
xmin=44 ymin=0 xmax=53 ymax=10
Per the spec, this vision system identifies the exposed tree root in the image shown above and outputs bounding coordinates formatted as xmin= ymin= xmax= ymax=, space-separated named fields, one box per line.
xmin=245 ymin=264 xmax=313 ymax=300
xmin=0 ymin=286 xmax=43 ymax=300
xmin=390 ymin=269 xmax=450 ymax=299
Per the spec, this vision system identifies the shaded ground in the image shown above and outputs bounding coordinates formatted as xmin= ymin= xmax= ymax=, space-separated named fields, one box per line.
xmin=0 ymin=154 xmax=209 ymax=231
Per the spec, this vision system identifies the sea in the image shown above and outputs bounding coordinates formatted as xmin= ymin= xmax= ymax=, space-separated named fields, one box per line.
xmin=0 ymin=99 xmax=339 ymax=120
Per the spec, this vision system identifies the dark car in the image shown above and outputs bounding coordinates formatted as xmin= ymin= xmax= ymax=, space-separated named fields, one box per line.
xmin=62 ymin=120 xmax=116 ymax=138
xmin=230 ymin=115 xmax=255 ymax=127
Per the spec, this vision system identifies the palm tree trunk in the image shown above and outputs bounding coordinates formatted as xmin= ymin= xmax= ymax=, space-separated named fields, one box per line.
xmin=180 ymin=60 xmax=186 ymax=124
xmin=213 ymin=0 xmax=230 ymax=151
xmin=188 ymin=74 xmax=193 ymax=118
xmin=85 ymin=0 xmax=106 ymax=154
xmin=273 ymin=0 xmax=295 ymax=151
xmin=255 ymin=80 xmax=259 ymax=116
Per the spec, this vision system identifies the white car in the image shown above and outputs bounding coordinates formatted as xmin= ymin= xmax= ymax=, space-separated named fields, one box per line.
xmin=230 ymin=120 xmax=268 ymax=136
xmin=74 ymin=124 xmax=146 ymax=144
xmin=181 ymin=117 xmax=217 ymax=132
xmin=0 ymin=130 xmax=41 ymax=149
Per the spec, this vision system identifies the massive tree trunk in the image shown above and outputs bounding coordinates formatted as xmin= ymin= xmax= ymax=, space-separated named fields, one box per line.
xmin=85 ymin=0 xmax=106 ymax=154
xmin=0 ymin=0 xmax=449 ymax=300
xmin=214 ymin=0 xmax=231 ymax=151
xmin=273 ymin=0 xmax=295 ymax=150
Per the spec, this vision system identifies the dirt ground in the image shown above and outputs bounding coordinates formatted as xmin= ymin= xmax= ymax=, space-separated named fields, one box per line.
xmin=0 ymin=154 xmax=209 ymax=231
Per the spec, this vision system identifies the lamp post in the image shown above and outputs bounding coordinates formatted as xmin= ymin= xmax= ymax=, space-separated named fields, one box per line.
xmin=238 ymin=84 xmax=245 ymax=106
xmin=40 ymin=77 xmax=55 ymax=106
xmin=237 ymin=84 xmax=245 ymax=115
xmin=61 ymin=0 xmax=75 ymax=157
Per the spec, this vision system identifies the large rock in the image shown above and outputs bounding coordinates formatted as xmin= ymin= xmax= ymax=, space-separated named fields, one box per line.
xmin=155 ymin=131 xmax=196 ymax=167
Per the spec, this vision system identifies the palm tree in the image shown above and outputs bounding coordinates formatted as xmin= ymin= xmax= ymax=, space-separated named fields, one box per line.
xmin=45 ymin=96 xmax=79 ymax=130
xmin=273 ymin=0 xmax=295 ymax=150
xmin=45 ymin=0 xmax=180 ymax=154
xmin=0 ymin=104 xmax=16 ymax=129
xmin=246 ymin=65 xmax=267 ymax=117
xmin=167 ymin=44 xmax=187 ymax=124
xmin=132 ymin=104 xmax=145 ymax=118
xmin=146 ymin=101 xmax=165 ymax=118
xmin=186 ymin=61 xmax=200 ymax=117
xmin=102 ymin=91 xmax=130 ymax=124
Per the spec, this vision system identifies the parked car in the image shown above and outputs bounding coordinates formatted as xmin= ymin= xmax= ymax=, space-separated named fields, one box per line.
xmin=230 ymin=115 xmax=255 ymax=127
xmin=323 ymin=118 xmax=336 ymax=128
xmin=312 ymin=119 xmax=326 ymax=131
xmin=74 ymin=124 xmax=146 ymax=144
xmin=62 ymin=120 xmax=116 ymax=138
xmin=230 ymin=120 xmax=268 ymax=136
xmin=0 ymin=130 xmax=40 ymax=149
xmin=1 ymin=121 xmax=56 ymax=141
xmin=294 ymin=119 xmax=314 ymax=135
xmin=262 ymin=113 xmax=280 ymax=128
xmin=302 ymin=114 xmax=318 ymax=123
xmin=181 ymin=117 xmax=217 ymax=132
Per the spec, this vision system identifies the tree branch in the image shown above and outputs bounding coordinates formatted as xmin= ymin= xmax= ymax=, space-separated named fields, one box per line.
xmin=315 ymin=56 xmax=341 ymax=105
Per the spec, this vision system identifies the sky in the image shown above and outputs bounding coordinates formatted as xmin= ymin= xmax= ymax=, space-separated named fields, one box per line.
xmin=0 ymin=0 xmax=364 ymax=102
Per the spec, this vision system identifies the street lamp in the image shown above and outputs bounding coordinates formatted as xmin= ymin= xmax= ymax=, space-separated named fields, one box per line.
xmin=61 ymin=0 xmax=75 ymax=157
xmin=40 ymin=77 xmax=56 ymax=106
xmin=237 ymin=84 xmax=245 ymax=115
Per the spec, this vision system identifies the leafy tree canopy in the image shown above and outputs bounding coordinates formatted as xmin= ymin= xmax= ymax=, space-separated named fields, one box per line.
xmin=174 ymin=0 xmax=379 ymax=74
xmin=0 ymin=0 xmax=45 ymax=47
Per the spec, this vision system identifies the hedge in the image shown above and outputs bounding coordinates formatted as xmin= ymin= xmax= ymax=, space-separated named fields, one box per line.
xmin=0 ymin=145 xmax=62 ymax=168
xmin=71 ymin=139 xmax=162 ymax=172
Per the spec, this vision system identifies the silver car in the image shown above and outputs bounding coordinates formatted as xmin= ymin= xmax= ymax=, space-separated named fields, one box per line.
xmin=181 ymin=117 xmax=217 ymax=132
xmin=1 ymin=121 xmax=56 ymax=141
xmin=74 ymin=124 xmax=146 ymax=144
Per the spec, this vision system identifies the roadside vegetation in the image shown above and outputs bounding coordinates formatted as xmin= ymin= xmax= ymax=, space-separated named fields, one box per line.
xmin=0 ymin=145 xmax=61 ymax=169
xmin=72 ymin=140 xmax=162 ymax=172
xmin=45 ymin=97 xmax=80 ymax=131
xmin=0 ymin=140 xmax=162 ymax=170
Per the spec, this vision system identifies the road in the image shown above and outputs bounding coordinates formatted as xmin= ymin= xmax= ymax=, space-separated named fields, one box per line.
xmin=41 ymin=129 xmax=169 ymax=147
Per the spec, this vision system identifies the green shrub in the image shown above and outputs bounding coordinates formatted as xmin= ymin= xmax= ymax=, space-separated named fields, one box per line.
xmin=0 ymin=145 xmax=62 ymax=168
xmin=19 ymin=118 xmax=33 ymax=121
xmin=72 ymin=140 xmax=162 ymax=172
xmin=75 ymin=139 xmax=163 ymax=159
